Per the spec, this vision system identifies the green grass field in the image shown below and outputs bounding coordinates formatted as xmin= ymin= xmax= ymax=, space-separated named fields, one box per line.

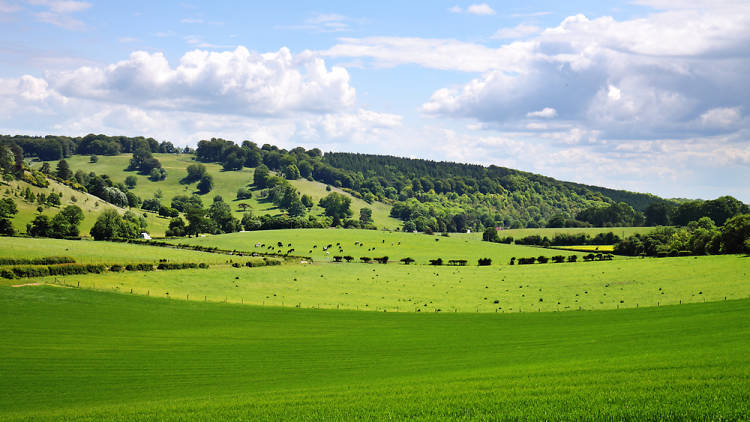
xmin=18 ymin=253 xmax=749 ymax=313
xmin=0 ymin=237 xmax=241 ymax=265
xmin=1 ymin=285 xmax=748 ymax=420
xmin=166 ymin=228 xmax=576 ymax=264
xmin=32 ymin=154 xmax=400 ymax=229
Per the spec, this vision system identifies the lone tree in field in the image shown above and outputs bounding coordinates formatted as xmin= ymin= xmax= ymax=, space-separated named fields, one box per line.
xmin=56 ymin=159 xmax=72 ymax=180
xmin=319 ymin=192 xmax=352 ymax=226
xmin=359 ymin=207 xmax=373 ymax=225
xmin=197 ymin=174 xmax=213 ymax=194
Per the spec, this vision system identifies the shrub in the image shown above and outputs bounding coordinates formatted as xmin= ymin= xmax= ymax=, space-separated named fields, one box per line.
xmin=537 ymin=256 xmax=549 ymax=264
xmin=110 ymin=264 xmax=124 ymax=272
xmin=333 ymin=256 xmax=343 ymax=262
xmin=343 ymin=255 xmax=354 ymax=263
xmin=374 ymin=256 xmax=389 ymax=264
xmin=429 ymin=258 xmax=443 ymax=266
xmin=551 ymin=255 xmax=566 ymax=263
xmin=567 ymin=255 xmax=578 ymax=263
xmin=360 ymin=257 xmax=371 ymax=263
xmin=400 ymin=257 xmax=415 ymax=265
xmin=478 ymin=258 xmax=492 ymax=266
xmin=1 ymin=269 xmax=14 ymax=279
xmin=198 ymin=263 xmax=209 ymax=269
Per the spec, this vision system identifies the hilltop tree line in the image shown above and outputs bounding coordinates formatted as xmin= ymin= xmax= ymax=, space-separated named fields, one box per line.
xmin=1 ymin=134 xmax=182 ymax=161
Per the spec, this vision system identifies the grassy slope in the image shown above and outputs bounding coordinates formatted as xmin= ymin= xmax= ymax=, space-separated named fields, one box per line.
xmin=19 ymin=253 xmax=749 ymax=313
xmin=1 ymin=178 xmax=169 ymax=236
xmin=0 ymin=286 xmax=748 ymax=420
xmin=33 ymin=154 xmax=399 ymax=229
xmin=164 ymin=228 xmax=577 ymax=264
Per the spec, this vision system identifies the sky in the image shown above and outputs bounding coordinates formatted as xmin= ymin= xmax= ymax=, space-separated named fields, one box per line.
xmin=0 ymin=0 xmax=748 ymax=202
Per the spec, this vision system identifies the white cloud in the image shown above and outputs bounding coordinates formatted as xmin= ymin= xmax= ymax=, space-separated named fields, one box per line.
xmin=323 ymin=37 xmax=534 ymax=73
xmin=491 ymin=24 xmax=541 ymax=39
xmin=449 ymin=3 xmax=496 ymax=15
xmin=466 ymin=3 xmax=495 ymax=15
xmin=526 ymin=107 xmax=557 ymax=118
xmin=180 ymin=17 xmax=203 ymax=23
xmin=700 ymin=107 xmax=741 ymax=128
xmin=276 ymin=13 xmax=358 ymax=33
xmin=25 ymin=0 xmax=91 ymax=30
xmin=48 ymin=46 xmax=356 ymax=116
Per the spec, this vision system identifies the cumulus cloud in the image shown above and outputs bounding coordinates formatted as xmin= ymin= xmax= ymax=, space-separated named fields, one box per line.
xmin=48 ymin=46 xmax=356 ymax=116
xmin=414 ymin=7 xmax=750 ymax=140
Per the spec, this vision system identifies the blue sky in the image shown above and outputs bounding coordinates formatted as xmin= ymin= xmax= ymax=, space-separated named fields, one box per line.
xmin=0 ymin=0 xmax=748 ymax=202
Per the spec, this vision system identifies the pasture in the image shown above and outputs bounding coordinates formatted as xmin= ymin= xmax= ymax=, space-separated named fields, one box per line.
xmin=0 ymin=285 xmax=748 ymax=420
xmin=14 ymin=252 xmax=749 ymax=313
xmin=165 ymin=228 xmax=576 ymax=264
xmin=0 ymin=237 xmax=238 ymax=265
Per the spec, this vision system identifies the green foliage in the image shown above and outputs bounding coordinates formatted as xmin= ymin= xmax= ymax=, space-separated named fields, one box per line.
xmin=283 ymin=164 xmax=300 ymax=180
xmin=482 ymin=227 xmax=500 ymax=242
xmin=359 ymin=207 xmax=373 ymax=225
xmin=236 ymin=187 xmax=252 ymax=200
xmin=319 ymin=192 xmax=352 ymax=224
xmin=89 ymin=154 xmax=98 ymax=163
xmin=207 ymin=199 xmax=241 ymax=233
xmin=55 ymin=159 xmax=73 ymax=180
xmin=719 ymin=214 xmax=750 ymax=254
xmin=576 ymin=202 xmax=644 ymax=227
xmin=90 ymin=209 xmax=141 ymax=240
xmin=197 ymin=174 xmax=214 ymax=194
xmin=253 ymin=164 xmax=270 ymax=188
xmin=183 ymin=163 xmax=207 ymax=184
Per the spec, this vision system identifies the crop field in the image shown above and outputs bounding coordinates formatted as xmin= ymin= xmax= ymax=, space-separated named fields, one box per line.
xmin=0 ymin=285 xmax=748 ymax=420
xmin=0 ymin=237 xmax=240 ymax=265
xmin=34 ymin=154 xmax=400 ymax=229
xmin=12 ymin=250 xmax=749 ymax=313
xmin=166 ymin=228 xmax=576 ymax=264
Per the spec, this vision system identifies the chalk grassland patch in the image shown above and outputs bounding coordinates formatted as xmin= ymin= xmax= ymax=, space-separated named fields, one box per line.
xmin=24 ymin=254 xmax=750 ymax=313
xmin=0 ymin=286 xmax=748 ymax=420
xmin=33 ymin=153 xmax=400 ymax=229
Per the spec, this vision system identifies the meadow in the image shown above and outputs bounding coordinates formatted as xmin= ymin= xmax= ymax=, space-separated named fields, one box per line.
xmin=165 ymin=228 xmax=578 ymax=264
xmin=0 ymin=237 xmax=240 ymax=265
xmin=18 ymin=253 xmax=748 ymax=313
xmin=34 ymin=154 xmax=400 ymax=229
xmin=0 ymin=285 xmax=748 ymax=420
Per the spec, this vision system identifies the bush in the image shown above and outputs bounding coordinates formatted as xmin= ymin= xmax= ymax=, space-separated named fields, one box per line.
xmin=374 ymin=256 xmax=389 ymax=264
xmin=537 ymin=256 xmax=549 ymax=264
xmin=343 ymin=255 xmax=354 ymax=262
xmin=400 ymin=257 xmax=415 ymax=265
xmin=429 ymin=258 xmax=443 ymax=266
xmin=0 ymin=256 xmax=75 ymax=265
xmin=567 ymin=255 xmax=578 ymax=263
xmin=360 ymin=257 xmax=371 ymax=263
xmin=478 ymin=258 xmax=492 ymax=266
xmin=333 ymin=256 xmax=343 ymax=262
xmin=551 ymin=255 xmax=566 ymax=263
xmin=110 ymin=264 xmax=124 ymax=272
xmin=198 ymin=263 xmax=209 ymax=269
xmin=1 ymin=269 xmax=15 ymax=279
